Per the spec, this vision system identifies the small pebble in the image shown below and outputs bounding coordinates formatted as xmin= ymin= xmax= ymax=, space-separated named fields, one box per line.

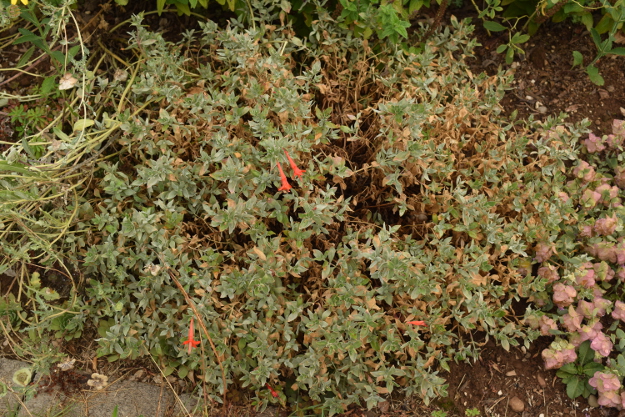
xmin=509 ymin=396 xmax=525 ymax=412
xmin=537 ymin=106 xmax=547 ymax=114
xmin=130 ymin=369 xmax=145 ymax=381
xmin=588 ymin=394 xmax=599 ymax=407
xmin=537 ymin=375 xmax=546 ymax=388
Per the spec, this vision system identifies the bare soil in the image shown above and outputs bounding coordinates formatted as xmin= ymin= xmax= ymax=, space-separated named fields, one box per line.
xmin=470 ymin=20 xmax=625 ymax=137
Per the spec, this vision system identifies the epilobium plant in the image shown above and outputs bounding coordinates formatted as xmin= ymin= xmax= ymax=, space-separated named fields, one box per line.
xmin=0 ymin=4 xmax=590 ymax=414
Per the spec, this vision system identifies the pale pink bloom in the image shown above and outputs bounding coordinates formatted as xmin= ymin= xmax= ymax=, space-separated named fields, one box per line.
xmin=596 ymin=183 xmax=619 ymax=205
xmin=537 ymin=264 xmax=559 ymax=283
xmin=589 ymin=372 xmax=621 ymax=393
xmin=534 ymin=242 xmax=553 ymax=263
xmin=558 ymin=192 xmax=571 ymax=204
xmin=539 ymin=315 xmax=558 ymax=336
xmin=617 ymin=267 xmax=625 ymax=282
xmin=612 ymin=300 xmax=625 ymax=321
xmin=590 ymin=331 xmax=613 ymax=357
xmin=577 ymin=300 xmax=595 ymax=319
xmin=593 ymin=296 xmax=611 ymax=317
xmin=553 ymin=283 xmax=577 ymax=308
xmin=580 ymin=224 xmax=594 ymax=238
xmin=562 ymin=306 xmax=583 ymax=332
xmin=594 ymin=214 xmax=618 ymax=236
xmin=581 ymin=189 xmax=602 ymax=208
xmin=578 ymin=322 xmax=603 ymax=343
xmin=605 ymin=134 xmax=623 ymax=150
xmin=583 ymin=132 xmax=606 ymax=153
xmin=598 ymin=390 xmax=622 ymax=408
xmin=573 ymin=161 xmax=596 ymax=182
xmin=594 ymin=262 xmax=615 ymax=281
xmin=586 ymin=241 xmax=617 ymax=263
xmin=575 ymin=265 xmax=596 ymax=288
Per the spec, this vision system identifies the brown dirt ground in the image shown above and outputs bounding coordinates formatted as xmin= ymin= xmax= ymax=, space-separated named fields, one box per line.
xmin=469 ymin=19 xmax=625 ymax=137
xmin=2 ymin=4 xmax=625 ymax=417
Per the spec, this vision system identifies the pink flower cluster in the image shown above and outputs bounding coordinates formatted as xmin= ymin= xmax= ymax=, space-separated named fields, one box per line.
xmin=567 ymin=320 xmax=612 ymax=357
xmin=574 ymin=161 xmax=597 ymax=183
xmin=542 ymin=340 xmax=577 ymax=370
xmin=583 ymin=132 xmax=606 ymax=153
xmin=546 ymin=276 xmax=618 ymax=359
xmin=539 ymin=315 xmax=558 ymax=336
xmin=561 ymin=306 xmax=583 ymax=332
xmin=582 ymin=120 xmax=625 ymax=154
xmin=575 ymin=262 xmax=596 ymax=288
xmin=590 ymin=331 xmax=613 ymax=357
xmin=572 ymin=262 xmax=615 ymax=288
xmin=537 ymin=264 xmax=560 ymax=283
xmin=534 ymin=242 xmax=554 ymax=263
xmin=595 ymin=215 xmax=618 ymax=236
xmin=552 ymin=283 xmax=577 ymax=308
xmin=579 ymin=183 xmax=621 ymax=208
xmin=612 ymin=300 xmax=625 ymax=321
xmin=586 ymin=239 xmax=625 ymax=265
xmin=589 ymin=372 xmax=625 ymax=408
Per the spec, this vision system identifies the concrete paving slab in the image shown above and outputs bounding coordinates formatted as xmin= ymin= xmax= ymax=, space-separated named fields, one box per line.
xmin=19 ymin=390 xmax=79 ymax=417
xmin=172 ymin=393 xmax=200 ymax=416
xmin=0 ymin=358 xmax=32 ymax=416
xmin=68 ymin=379 xmax=175 ymax=417
xmin=0 ymin=357 xmax=199 ymax=417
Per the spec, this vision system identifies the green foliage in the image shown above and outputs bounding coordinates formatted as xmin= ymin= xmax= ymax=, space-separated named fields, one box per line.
xmin=465 ymin=408 xmax=480 ymax=417
xmin=116 ymin=0 xmax=419 ymax=47
xmin=0 ymin=0 xmax=599 ymax=414
xmin=336 ymin=0 xmax=413 ymax=44
xmin=556 ymin=341 xmax=602 ymax=399
xmin=1 ymin=0 xmax=86 ymax=73
xmin=472 ymin=0 xmax=625 ymax=84
xmin=51 ymin=13 xmax=580 ymax=411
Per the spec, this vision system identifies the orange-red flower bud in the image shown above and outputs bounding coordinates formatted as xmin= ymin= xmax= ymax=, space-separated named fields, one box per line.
xmin=277 ymin=162 xmax=292 ymax=192
xmin=284 ymin=151 xmax=306 ymax=178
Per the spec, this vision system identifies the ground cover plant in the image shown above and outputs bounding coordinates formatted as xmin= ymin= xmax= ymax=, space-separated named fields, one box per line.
xmin=530 ymin=120 xmax=625 ymax=408
xmin=0 ymin=0 xmax=615 ymax=415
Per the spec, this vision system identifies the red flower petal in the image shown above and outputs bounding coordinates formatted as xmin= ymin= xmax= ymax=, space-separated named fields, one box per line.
xmin=277 ymin=162 xmax=292 ymax=192
xmin=266 ymin=383 xmax=279 ymax=398
xmin=407 ymin=320 xmax=426 ymax=326
xmin=183 ymin=318 xmax=200 ymax=353
xmin=284 ymin=151 xmax=306 ymax=178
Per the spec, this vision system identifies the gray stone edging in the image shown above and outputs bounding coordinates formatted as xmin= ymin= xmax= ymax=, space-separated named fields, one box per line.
xmin=0 ymin=358 xmax=199 ymax=417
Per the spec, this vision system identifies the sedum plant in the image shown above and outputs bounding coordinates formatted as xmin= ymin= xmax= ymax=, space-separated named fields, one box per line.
xmin=531 ymin=119 xmax=625 ymax=408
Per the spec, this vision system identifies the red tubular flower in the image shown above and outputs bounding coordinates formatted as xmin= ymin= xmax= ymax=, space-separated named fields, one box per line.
xmin=266 ymin=383 xmax=279 ymax=398
xmin=284 ymin=151 xmax=306 ymax=178
xmin=182 ymin=317 xmax=200 ymax=353
xmin=407 ymin=320 xmax=426 ymax=326
xmin=277 ymin=162 xmax=292 ymax=192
